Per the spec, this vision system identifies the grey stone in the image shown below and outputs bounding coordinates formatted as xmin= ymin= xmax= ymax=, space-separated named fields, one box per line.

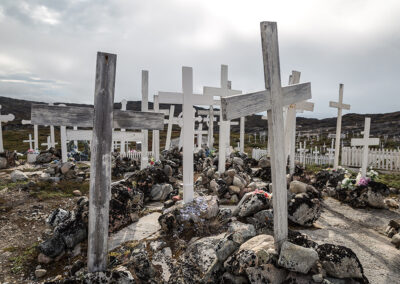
xmin=10 ymin=170 xmax=28 ymax=182
xmin=289 ymin=181 xmax=308 ymax=194
xmin=46 ymin=208 xmax=70 ymax=228
xmin=228 ymin=221 xmax=256 ymax=244
xmin=237 ymin=193 xmax=271 ymax=217
xmin=391 ymin=233 xmax=400 ymax=247
xmin=278 ymin=241 xmax=319 ymax=274
xmin=233 ymin=157 xmax=244 ymax=167
xmin=229 ymin=185 xmax=241 ymax=195
xmin=35 ymin=268 xmax=47 ymax=278
xmin=61 ymin=162 xmax=74 ymax=174
xmin=226 ymin=169 xmax=237 ymax=178
xmin=233 ymin=176 xmax=245 ymax=189
xmin=258 ymin=157 xmax=270 ymax=168
xmin=221 ymin=272 xmax=249 ymax=284
xmin=150 ymin=183 xmax=173 ymax=201
xmin=312 ymin=273 xmax=324 ymax=283
xmin=0 ymin=157 xmax=7 ymax=169
xmin=367 ymin=189 xmax=386 ymax=208
xmin=288 ymin=195 xmax=321 ymax=227
xmin=230 ymin=194 xmax=239 ymax=204
xmin=246 ymin=264 xmax=288 ymax=284
xmin=215 ymin=235 xmax=239 ymax=261
xmin=163 ymin=164 xmax=173 ymax=177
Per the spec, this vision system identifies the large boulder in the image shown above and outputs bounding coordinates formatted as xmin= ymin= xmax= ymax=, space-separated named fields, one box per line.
xmin=246 ymin=264 xmax=288 ymax=284
xmin=10 ymin=170 xmax=28 ymax=182
xmin=288 ymin=193 xmax=321 ymax=227
xmin=234 ymin=191 xmax=271 ymax=218
xmin=158 ymin=196 xmax=219 ymax=235
xmin=278 ymin=241 xmax=319 ymax=274
xmin=317 ymin=243 xmax=364 ymax=279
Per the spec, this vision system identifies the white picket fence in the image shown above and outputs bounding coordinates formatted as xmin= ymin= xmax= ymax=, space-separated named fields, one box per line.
xmin=252 ymin=148 xmax=269 ymax=160
xmin=341 ymin=147 xmax=400 ymax=171
xmin=252 ymin=148 xmax=334 ymax=166
xmin=120 ymin=151 xmax=154 ymax=160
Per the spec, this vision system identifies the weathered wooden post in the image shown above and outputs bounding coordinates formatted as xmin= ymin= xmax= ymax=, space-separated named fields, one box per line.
xmin=87 ymin=52 xmax=117 ymax=272
xmin=351 ymin=117 xmax=379 ymax=177
xmin=240 ymin=116 xmax=245 ymax=152
xmin=329 ymin=84 xmax=350 ymax=169
xmin=141 ymin=70 xmax=149 ymax=169
xmin=120 ymin=99 xmax=128 ymax=154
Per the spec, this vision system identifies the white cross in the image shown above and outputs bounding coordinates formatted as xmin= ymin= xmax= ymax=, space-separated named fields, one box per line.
xmin=164 ymin=105 xmax=177 ymax=150
xmin=0 ymin=105 xmax=15 ymax=153
xmin=297 ymin=141 xmax=309 ymax=167
xmin=326 ymin=139 xmax=335 ymax=165
xmin=313 ymin=146 xmax=320 ymax=164
xmin=119 ymin=99 xmax=128 ymax=154
xmin=198 ymin=108 xmax=220 ymax=148
xmin=141 ymin=70 xmax=150 ymax=169
xmin=329 ymin=84 xmax=351 ymax=169
xmin=41 ymin=136 xmax=57 ymax=150
xmin=23 ymin=134 xmax=35 ymax=150
xmin=158 ymin=67 xmax=215 ymax=203
xmin=351 ymin=117 xmax=379 ymax=177
xmin=221 ymin=22 xmax=312 ymax=249
xmin=194 ymin=123 xmax=207 ymax=150
xmin=22 ymin=120 xmax=39 ymax=151
xmin=204 ymin=65 xmax=241 ymax=173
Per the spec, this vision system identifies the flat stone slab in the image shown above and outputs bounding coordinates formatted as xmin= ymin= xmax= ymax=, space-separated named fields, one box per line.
xmin=108 ymin=212 xmax=161 ymax=251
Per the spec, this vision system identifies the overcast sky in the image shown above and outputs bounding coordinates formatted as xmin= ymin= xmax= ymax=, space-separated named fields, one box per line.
xmin=0 ymin=0 xmax=399 ymax=118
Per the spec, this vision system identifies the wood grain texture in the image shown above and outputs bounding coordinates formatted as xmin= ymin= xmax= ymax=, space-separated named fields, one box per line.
xmin=87 ymin=52 xmax=116 ymax=273
xmin=260 ymin=21 xmax=288 ymax=251
xmin=31 ymin=105 xmax=164 ymax=130
xmin=141 ymin=70 xmax=149 ymax=169
xmin=158 ymin=91 xmax=215 ymax=106
xmin=221 ymin=82 xmax=311 ymax=120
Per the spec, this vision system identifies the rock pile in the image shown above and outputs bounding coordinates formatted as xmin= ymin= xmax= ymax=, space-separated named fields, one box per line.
xmin=37 ymin=182 xmax=145 ymax=263
xmin=38 ymin=161 xmax=88 ymax=183
xmin=0 ymin=150 xmax=17 ymax=169
xmin=112 ymin=155 xmax=140 ymax=178
xmin=35 ymin=148 xmax=61 ymax=164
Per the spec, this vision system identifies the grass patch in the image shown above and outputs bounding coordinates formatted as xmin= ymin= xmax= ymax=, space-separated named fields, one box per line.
xmin=29 ymin=180 xmax=89 ymax=200
xmin=9 ymin=242 xmax=39 ymax=274
xmin=377 ymin=173 xmax=400 ymax=189
xmin=305 ymin=164 xmax=326 ymax=174
xmin=0 ymin=180 xmax=29 ymax=191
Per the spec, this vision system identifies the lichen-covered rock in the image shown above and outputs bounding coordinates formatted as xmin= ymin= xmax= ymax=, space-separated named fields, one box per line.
xmin=158 ymin=196 xmax=220 ymax=236
xmin=317 ymin=243 xmax=364 ymax=279
xmin=278 ymin=241 xmax=319 ymax=274
xmin=150 ymin=183 xmax=173 ymax=201
xmin=288 ymin=193 xmax=321 ymax=227
xmin=10 ymin=170 xmax=28 ymax=182
xmin=234 ymin=191 xmax=271 ymax=218
xmin=246 ymin=264 xmax=288 ymax=284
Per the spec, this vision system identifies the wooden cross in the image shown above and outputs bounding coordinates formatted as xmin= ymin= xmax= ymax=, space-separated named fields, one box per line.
xmin=41 ymin=136 xmax=58 ymax=150
xmin=164 ymin=105 xmax=176 ymax=151
xmin=329 ymin=84 xmax=350 ymax=170
xmin=23 ymin=134 xmax=34 ymax=150
xmin=204 ymin=65 xmax=241 ymax=173
xmin=119 ymin=99 xmax=128 ymax=154
xmin=240 ymin=116 xmax=245 ymax=152
xmin=221 ymin=22 xmax=312 ymax=250
xmin=297 ymin=141 xmax=308 ymax=167
xmin=141 ymin=70 xmax=150 ymax=169
xmin=326 ymin=139 xmax=335 ymax=164
xmin=31 ymin=52 xmax=164 ymax=272
xmin=158 ymin=67 xmax=215 ymax=203
xmin=151 ymin=95 xmax=169 ymax=160
xmin=198 ymin=108 xmax=220 ymax=149
xmin=0 ymin=105 xmax=15 ymax=153
xmin=351 ymin=117 xmax=379 ymax=177
xmin=21 ymin=120 xmax=39 ymax=151
xmin=284 ymin=71 xmax=314 ymax=175
xmin=48 ymin=103 xmax=57 ymax=149
xmin=313 ymin=146 xmax=320 ymax=164
xmin=194 ymin=123 xmax=207 ymax=150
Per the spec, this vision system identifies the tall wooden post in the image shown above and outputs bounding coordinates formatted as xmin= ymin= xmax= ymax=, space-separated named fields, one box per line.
xmin=141 ymin=71 xmax=149 ymax=169
xmin=87 ymin=52 xmax=117 ymax=272
xmin=261 ymin=22 xmax=288 ymax=250
xmin=182 ymin=67 xmax=194 ymax=203
xmin=240 ymin=116 xmax=245 ymax=152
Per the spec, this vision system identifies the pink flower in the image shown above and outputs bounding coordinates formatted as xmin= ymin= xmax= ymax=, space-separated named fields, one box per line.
xmin=254 ymin=189 xmax=270 ymax=199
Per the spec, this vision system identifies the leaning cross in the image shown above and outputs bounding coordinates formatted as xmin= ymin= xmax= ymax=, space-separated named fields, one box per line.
xmin=221 ymin=21 xmax=312 ymax=250
xmin=329 ymin=84 xmax=350 ymax=169
xmin=30 ymin=52 xmax=164 ymax=272
xmin=0 ymin=105 xmax=15 ymax=153
xmin=351 ymin=117 xmax=379 ymax=177
xmin=204 ymin=65 xmax=241 ymax=173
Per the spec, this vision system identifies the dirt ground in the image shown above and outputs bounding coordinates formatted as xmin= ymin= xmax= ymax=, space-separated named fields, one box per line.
xmin=0 ymin=169 xmax=78 ymax=283
xmin=300 ymin=197 xmax=400 ymax=284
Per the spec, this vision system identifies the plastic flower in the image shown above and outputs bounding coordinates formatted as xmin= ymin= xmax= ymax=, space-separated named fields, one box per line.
xmin=357 ymin=177 xmax=370 ymax=186
xmin=254 ymin=189 xmax=271 ymax=199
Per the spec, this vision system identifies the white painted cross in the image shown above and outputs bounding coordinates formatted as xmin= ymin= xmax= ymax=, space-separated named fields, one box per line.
xmin=204 ymin=65 xmax=241 ymax=173
xmin=151 ymin=95 xmax=170 ymax=161
xmin=194 ymin=122 xmax=207 ymax=150
xmin=0 ymin=105 xmax=15 ymax=153
xmin=141 ymin=70 xmax=150 ymax=169
xmin=48 ymin=103 xmax=56 ymax=149
xmin=158 ymin=68 xmax=215 ymax=203
xmin=221 ymin=22 xmax=312 ymax=250
xmin=120 ymin=99 xmax=128 ymax=154
xmin=313 ymin=146 xmax=319 ymax=164
xmin=297 ymin=141 xmax=308 ymax=167
xmin=164 ymin=105 xmax=176 ymax=151
xmin=284 ymin=71 xmax=314 ymax=175
xmin=351 ymin=117 xmax=379 ymax=177
xmin=326 ymin=139 xmax=335 ymax=165
xmin=329 ymin=84 xmax=351 ymax=170
xmin=198 ymin=108 xmax=220 ymax=149
xmin=41 ymin=136 xmax=57 ymax=150
xmin=22 ymin=120 xmax=39 ymax=151
xmin=23 ymin=134 xmax=34 ymax=150
xmin=30 ymin=52 xmax=164 ymax=273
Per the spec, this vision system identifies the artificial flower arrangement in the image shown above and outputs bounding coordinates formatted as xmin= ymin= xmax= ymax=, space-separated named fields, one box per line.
xmin=253 ymin=188 xmax=271 ymax=199
xmin=341 ymin=167 xmax=379 ymax=190
xmin=27 ymin=149 xmax=40 ymax=154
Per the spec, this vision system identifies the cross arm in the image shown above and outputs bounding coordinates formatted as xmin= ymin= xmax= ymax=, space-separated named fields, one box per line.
xmin=329 ymin=101 xmax=350 ymax=110
xmin=31 ymin=104 xmax=164 ymax=130
xmin=296 ymin=101 xmax=314 ymax=112
xmin=0 ymin=114 xmax=15 ymax=122
xmin=351 ymin=138 xmax=380 ymax=147
xmin=203 ymin=86 xmax=241 ymax=97
xmin=158 ymin=92 xmax=215 ymax=106
xmin=221 ymin=82 xmax=311 ymax=120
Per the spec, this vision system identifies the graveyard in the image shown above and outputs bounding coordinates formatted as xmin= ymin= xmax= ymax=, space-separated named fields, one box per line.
xmin=1 ymin=2 xmax=400 ymax=284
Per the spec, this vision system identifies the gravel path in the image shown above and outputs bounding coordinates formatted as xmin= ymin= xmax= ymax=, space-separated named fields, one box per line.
xmin=299 ymin=197 xmax=400 ymax=284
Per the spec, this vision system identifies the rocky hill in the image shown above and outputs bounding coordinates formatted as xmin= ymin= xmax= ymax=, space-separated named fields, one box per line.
xmin=1 ymin=96 xmax=399 ymax=137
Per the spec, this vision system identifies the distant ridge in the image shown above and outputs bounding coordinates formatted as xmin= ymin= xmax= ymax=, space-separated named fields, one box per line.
xmin=0 ymin=96 xmax=399 ymax=136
